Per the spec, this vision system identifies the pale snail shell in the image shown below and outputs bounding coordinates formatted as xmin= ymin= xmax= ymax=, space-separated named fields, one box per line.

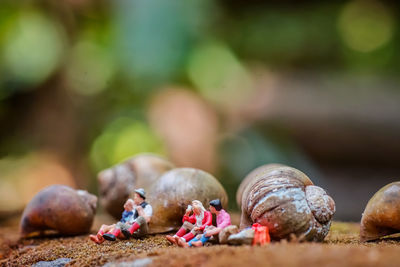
xmin=146 ymin=168 xmax=228 ymax=233
xmin=238 ymin=164 xmax=335 ymax=242
xmin=98 ymin=154 xmax=174 ymax=219
xmin=360 ymin=182 xmax=400 ymax=242
xmin=20 ymin=185 xmax=97 ymax=237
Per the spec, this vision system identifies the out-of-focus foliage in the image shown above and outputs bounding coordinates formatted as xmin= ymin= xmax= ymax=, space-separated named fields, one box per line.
xmin=90 ymin=117 xmax=165 ymax=172
xmin=66 ymin=37 xmax=115 ymax=96
xmin=112 ymin=0 xmax=214 ymax=89
xmin=338 ymin=1 xmax=394 ymax=53
xmin=1 ymin=7 xmax=65 ymax=93
xmin=187 ymin=41 xmax=254 ymax=108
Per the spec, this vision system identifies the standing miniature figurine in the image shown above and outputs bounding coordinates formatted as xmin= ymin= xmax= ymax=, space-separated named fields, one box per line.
xmin=121 ymin=188 xmax=153 ymax=239
xmin=89 ymin=198 xmax=134 ymax=244
xmin=181 ymin=199 xmax=231 ymax=247
xmin=166 ymin=200 xmax=212 ymax=245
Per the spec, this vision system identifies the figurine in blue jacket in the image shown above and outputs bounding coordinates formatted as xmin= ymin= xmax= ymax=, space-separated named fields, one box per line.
xmin=90 ymin=198 xmax=134 ymax=244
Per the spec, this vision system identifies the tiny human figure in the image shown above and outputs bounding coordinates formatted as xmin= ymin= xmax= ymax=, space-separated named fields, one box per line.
xmin=121 ymin=188 xmax=152 ymax=239
xmin=166 ymin=200 xmax=212 ymax=245
xmin=182 ymin=199 xmax=231 ymax=247
xmin=89 ymin=198 xmax=134 ymax=244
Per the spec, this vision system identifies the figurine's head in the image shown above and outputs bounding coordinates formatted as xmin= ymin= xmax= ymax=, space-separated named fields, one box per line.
xmin=209 ymin=199 xmax=222 ymax=213
xmin=124 ymin=199 xmax=134 ymax=211
xmin=192 ymin=200 xmax=206 ymax=215
xmin=133 ymin=188 xmax=146 ymax=205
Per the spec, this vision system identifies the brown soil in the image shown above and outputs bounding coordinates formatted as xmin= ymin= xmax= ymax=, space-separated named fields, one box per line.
xmin=1 ymin=215 xmax=400 ymax=267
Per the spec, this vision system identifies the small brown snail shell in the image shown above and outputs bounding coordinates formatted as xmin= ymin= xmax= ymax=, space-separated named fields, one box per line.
xmin=20 ymin=185 xmax=97 ymax=237
xmin=146 ymin=168 xmax=228 ymax=233
xmin=98 ymin=154 xmax=174 ymax=219
xmin=360 ymin=182 xmax=400 ymax=242
xmin=239 ymin=164 xmax=335 ymax=242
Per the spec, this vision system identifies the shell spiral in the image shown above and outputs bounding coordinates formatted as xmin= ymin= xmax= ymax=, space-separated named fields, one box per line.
xmin=238 ymin=165 xmax=335 ymax=242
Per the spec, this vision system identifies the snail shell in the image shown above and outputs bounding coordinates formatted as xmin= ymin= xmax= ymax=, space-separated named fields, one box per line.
xmin=146 ymin=168 xmax=228 ymax=233
xmin=20 ymin=185 xmax=97 ymax=237
xmin=236 ymin=163 xmax=284 ymax=208
xmin=239 ymin=165 xmax=335 ymax=242
xmin=360 ymin=182 xmax=400 ymax=242
xmin=98 ymin=154 xmax=174 ymax=219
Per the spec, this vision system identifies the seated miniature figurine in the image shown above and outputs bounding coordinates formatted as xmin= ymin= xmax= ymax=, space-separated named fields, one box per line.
xmin=166 ymin=200 xmax=212 ymax=245
xmin=120 ymin=188 xmax=152 ymax=239
xmin=89 ymin=198 xmax=134 ymax=244
xmin=180 ymin=199 xmax=231 ymax=247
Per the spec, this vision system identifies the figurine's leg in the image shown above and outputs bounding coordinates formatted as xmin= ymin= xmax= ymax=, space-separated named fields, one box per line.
xmin=103 ymin=223 xmax=121 ymax=241
xmin=199 ymin=234 xmax=211 ymax=244
xmin=166 ymin=235 xmax=178 ymax=244
xmin=98 ymin=224 xmax=112 ymax=236
xmin=176 ymin=221 xmax=193 ymax=237
xmin=117 ymin=223 xmax=131 ymax=239
xmin=187 ymin=236 xmax=199 ymax=247
xmin=190 ymin=240 xmax=203 ymax=247
xmin=89 ymin=234 xmax=104 ymax=244
xmin=131 ymin=217 xmax=149 ymax=239
xmin=182 ymin=227 xmax=199 ymax=242
xmin=167 ymin=222 xmax=193 ymax=245
xmin=122 ymin=216 xmax=148 ymax=238
xmin=95 ymin=224 xmax=114 ymax=243
xmin=175 ymin=227 xmax=187 ymax=237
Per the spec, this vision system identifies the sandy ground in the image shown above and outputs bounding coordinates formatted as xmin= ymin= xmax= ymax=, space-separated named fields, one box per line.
xmin=1 ymin=215 xmax=400 ymax=267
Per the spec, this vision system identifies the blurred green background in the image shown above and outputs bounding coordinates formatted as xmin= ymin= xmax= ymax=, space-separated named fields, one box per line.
xmin=1 ymin=0 xmax=400 ymax=221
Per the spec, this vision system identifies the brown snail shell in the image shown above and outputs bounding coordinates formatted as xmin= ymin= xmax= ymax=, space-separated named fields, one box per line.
xmin=98 ymin=154 xmax=174 ymax=219
xmin=239 ymin=165 xmax=335 ymax=242
xmin=360 ymin=182 xmax=400 ymax=242
xmin=20 ymin=185 xmax=97 ymax=237
xmin=146 ymin=168 xmax=228 ymax=233
xmin=236 ymin=163 xmax=284 ymax=209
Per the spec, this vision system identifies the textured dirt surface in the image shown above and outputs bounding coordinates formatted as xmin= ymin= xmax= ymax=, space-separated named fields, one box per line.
xmin=1 ymin=214 xmax=400 ymax=267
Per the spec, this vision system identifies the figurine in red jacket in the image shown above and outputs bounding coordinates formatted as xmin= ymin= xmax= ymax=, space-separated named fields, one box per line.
xmin=166 ymin=200 xmax=212 ymax=245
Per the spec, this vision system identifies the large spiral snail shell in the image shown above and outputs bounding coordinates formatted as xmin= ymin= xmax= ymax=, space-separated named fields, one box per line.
xmin=98 ymin=154 xmax=174 ymax=219
xmin=147 ymin=168 xmax=228 ymax=233
xmin=238 ymin=164 xmax=335 ymax=242
xmin=20 ymin=185 xmax=97 ymax=237
xmin=236 ymin=163 xmax=284 ymax=208
xmin=360 ymin=182 xmax=400 ymax=242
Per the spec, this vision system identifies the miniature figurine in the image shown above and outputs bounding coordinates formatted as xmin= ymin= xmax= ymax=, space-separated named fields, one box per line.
xmin=121 ymin=188 xmax=153 ymax=239
xmin=89 ymin=198 xmax=134 ymax=244
xmin=166 ymin=200 xmax=212 ymax=245
xmin=182 ymin=199 xmax=231 ymax=247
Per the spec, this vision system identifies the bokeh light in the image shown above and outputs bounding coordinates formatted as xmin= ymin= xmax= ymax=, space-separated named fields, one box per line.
xmin=0 ymin=152 xmax=75 ymax=213
xmin=187 ymin=41 xmax=254 ymax=108
xmin=90 ymin=117 xmax=165 ymax=171
xmin=66 ymin=39 xmax=115 ymax=96
xmin=2 ymin=10 xmax=65 ymax=85
xmin=112 ymin=0 xmax=212 ymax=89
xmin=148 ymin=87 xmax=218 ymax=172
xmin=337 ymin=0 xmax=395 ymax=53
